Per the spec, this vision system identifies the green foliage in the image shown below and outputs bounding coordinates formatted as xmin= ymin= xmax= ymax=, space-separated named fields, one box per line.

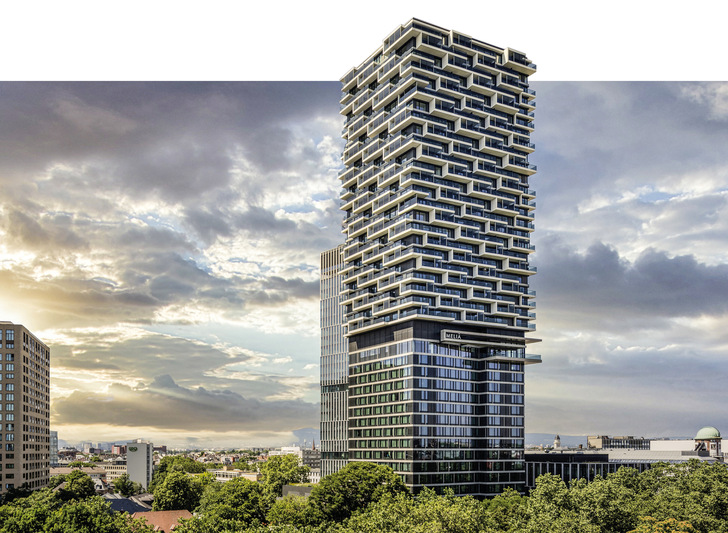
xmin=258 ymin=455 xmax=310 ymax=499
xmin=113 ymin=474 xmax=142 ymax=497
xmin=266 ymin=495 xmax=312 ymax=528
xmin=150 ymin=455 xmax=207 ymax=491
xmin=635 ymin=460 xmax=728 ymax=533
xmin=48 ymin=475 xmax=67 ymax=490
xmin=483 ymin=487 xmax=528 ymax=532
xmin=1 ymin=485 xmax=32 ymax=504
xmin=175 ymin=477 xmax=274 ymax=533
xmin=44 ymin=496 xmax=154 ymax=533
xmin=307 ymin=462 xmax=409 ymax=524
xmin=517 ymin=462 xmax=728 ymax=533
xmin=152 ymin=471 xmax=204 ymax=512
xmin=341 ymin=488 xmax=489 ymax=533
xmin=67 ymin=461 xmax=92 ymax=468
xmin=196 ymin=477 xmax=269 ymax=524
xmin=3 ymin=459 xmax=728 ymax=533
xmin=628 ymin=517 xmax=697 ymax=533
xmin=56 ymin=470 xmax=97 ymax=502
xmin=232 ymin=460 xmax=256 ymax=471
xmin=0 ymin=493 xmax=154 ymax=533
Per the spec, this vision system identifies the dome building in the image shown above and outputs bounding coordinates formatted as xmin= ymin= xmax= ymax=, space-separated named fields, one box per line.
xmin=694 ymin=426 xmax=722 ymax=457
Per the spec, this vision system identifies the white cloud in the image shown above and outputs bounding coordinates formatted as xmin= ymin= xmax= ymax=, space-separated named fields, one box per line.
xmin=680 ymin=82 xmax=728 ymax=120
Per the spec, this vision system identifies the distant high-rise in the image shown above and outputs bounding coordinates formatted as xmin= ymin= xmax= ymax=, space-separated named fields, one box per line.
xmin=0 ymin=321 xmax=50 ymax=492
xmin=49 ymin=430 xmax=59 ymax=466
xmin=325 ymin=19 xmax=541 ymax=496
xmin=126 ymin=439 xmax=153 ymax=489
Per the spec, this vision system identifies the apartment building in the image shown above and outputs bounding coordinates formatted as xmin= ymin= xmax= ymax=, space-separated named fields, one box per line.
xmin=326 ymin=19 xmax=540 ymax=496
xmin=0 ymin=321 xmax=50 ymax=492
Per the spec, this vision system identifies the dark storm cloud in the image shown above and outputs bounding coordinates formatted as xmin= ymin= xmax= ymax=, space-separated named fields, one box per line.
xmin=4 ymin=209 xmax=88 ymax=251
xmin=52 ymin=374 xmax=319 ymax=432
xmin=245 ymin=276 xmax=319 ymax=305
xmin=533 ymin=237 xmax=728 ymax=329
xmin=0 ymin=82 xmax=341 ymax=202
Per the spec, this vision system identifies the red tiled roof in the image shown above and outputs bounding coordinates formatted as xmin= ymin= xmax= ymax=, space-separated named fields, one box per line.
xmin=132 ymin=510 xmax=193 ymax=532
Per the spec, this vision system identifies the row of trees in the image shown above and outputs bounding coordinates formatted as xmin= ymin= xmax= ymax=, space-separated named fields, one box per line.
xmin=0 ymin=471 xmax=154 ymax=532
xmin=170 ymin=459 xmax=728 ymax=533
xmin=151 ymin=454 xmax=311 ymax=512
xmin=1 ymin=457 xmax=727 ymax=532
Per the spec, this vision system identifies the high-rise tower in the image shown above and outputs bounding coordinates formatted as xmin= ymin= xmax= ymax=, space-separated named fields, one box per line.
xmin=328 ymin=18 xmax=540 ymax=496
xmin=320 ymin=246 xmax=349 ymax=477
xmin=0 ymin=321 xmax=50 ymax=492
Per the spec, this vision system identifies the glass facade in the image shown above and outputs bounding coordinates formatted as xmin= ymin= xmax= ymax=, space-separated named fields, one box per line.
xmin=320 ymin=246 xmax=349 ymax=476
xmin=328 ymin=18 xmax=539 ymax=497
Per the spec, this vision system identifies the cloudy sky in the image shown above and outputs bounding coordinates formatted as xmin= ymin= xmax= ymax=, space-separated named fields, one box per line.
xmin=2 ymin=4 xmax=727 ymax=447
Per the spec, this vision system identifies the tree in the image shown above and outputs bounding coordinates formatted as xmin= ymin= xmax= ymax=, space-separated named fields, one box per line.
xmin=56 ymin=470 xmax=97 ymax=502
xmin=307 ymin=462 xmax=408 ymax=524
xmin=258 ymin=455 xmax=310 ymax=499
xmin=44 ymin=496 xmax=155 ymax=533
xmin=484 ymin=487 xmax=528 ymax=532
xmin=149 ymin=455 xmax=207 ymax=491
xmin=0 ymin=492 xmax=154 ymax=533
xmin=523 ymin=474 xmax=599 ymax=533
xmin=266 ymin=494 xmax=312 ymax=528
xmin=196 ymin=477 xmax=268 ymax=524
xmin=113 ymin=474 xmax=142 ymax=497
xmin=635 ymin=460 xmax=728 ymax=533
xmin=629 ymin=517 xmax=697 ymax=533
xmin=2 ymin=484 xmax=33 ymax=504
xmin=0 ymin=488 xmax=60 ymax=533
xmin=152 ymin=471 xmax=203 ymax=512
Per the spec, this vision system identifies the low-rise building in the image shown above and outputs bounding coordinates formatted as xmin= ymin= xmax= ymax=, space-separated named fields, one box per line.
xmin=529 ymin=427 xmax=726 ymax=489
xmin=211 ymin=467 xmax=261 ymax=483
xmin=103 ymin=493 xmax=152 ymax=514
xmin=98 ymin=460 xmax=127 ymax=483
xmin=50 ymin=466 xmax=108 ymax=493
xmin=587 ymin=435 xmax=650 ymax=450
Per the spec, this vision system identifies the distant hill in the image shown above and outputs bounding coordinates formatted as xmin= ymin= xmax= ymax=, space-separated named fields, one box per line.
xmin=293 ymin=428 xmax=320 ymax=447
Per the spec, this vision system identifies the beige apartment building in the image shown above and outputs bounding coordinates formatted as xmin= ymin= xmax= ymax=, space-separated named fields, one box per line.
xmin=0 ymin=321 xmax=50 ymax=492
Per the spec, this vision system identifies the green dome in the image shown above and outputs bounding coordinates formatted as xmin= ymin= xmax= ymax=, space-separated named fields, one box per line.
xmin=695 ymin=426 xmax=721 ymax=440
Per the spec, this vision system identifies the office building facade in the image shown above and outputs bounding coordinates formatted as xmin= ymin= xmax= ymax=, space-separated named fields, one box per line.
xmin=0 ymin=321 xmax=50 ymax=492
xmin=49 ymin=430 xmax=59 ymax=466
xmin=320 ymin=246 xmax=349 ymax=477
xmin=333 ymin=19 xmax=540 ymax=496
xmin=126 ymin=439 xmax=153 ymax=489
